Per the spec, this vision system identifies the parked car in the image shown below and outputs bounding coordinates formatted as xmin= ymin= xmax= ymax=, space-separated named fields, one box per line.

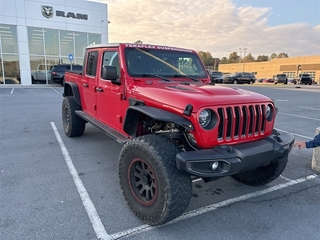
xmin=273 ymin=74 xmax=288 ymax=84
xmin=31 ymin=64 xmax=52 ymax=84
xmin=288 ymin=78 xmax=297 ymax=84
xmin=50 ymin=64 xmax=83 ymax=86
xmin=222 ymin=72 xmax=256 ymax=84
xmin=62 ymin=42 xmax=294 ymax=226
xmin=262 ymin=78 xmax=274 ymax=83
xmin=211 ymin=71 xmax=223 ymax=83
xmin=297 ymin=73 xmax=312 ymax=85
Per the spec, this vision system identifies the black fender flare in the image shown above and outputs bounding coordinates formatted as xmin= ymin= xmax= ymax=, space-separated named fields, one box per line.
xmin=63 ymin=82 xmax=82 ymax=106
xmin=123 ymin=106 xmax=194 ymax=137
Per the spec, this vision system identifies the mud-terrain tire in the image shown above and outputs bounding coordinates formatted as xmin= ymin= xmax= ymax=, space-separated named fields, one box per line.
xmin=118 ymin=135 xmax=192 ymax=226
xmin=232 ymin=157 xmax=288 ymax=186
xmin=62 ymin=97 xmax=85 ymax=137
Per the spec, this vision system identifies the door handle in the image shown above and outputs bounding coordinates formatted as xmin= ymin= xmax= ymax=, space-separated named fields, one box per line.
xmin=96 ymin=87 xmax=103 ymax=92
xmin=83 ymin=83 xmax=88 ymax=87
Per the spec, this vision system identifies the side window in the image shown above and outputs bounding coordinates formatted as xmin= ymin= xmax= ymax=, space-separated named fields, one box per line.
xmin=86 ymin=51 xmax=98 ymax=76
xmin=101 ymin=51 xmax=120 ymax=79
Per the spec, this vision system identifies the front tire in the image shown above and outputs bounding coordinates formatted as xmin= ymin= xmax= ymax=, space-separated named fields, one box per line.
xmin=119 ymin=135 xmax=192 ymax=226
xmin=232 ymin=157 xmax=288 ymax=186
xmin=62 ymin=97 xmax=86 ymax=137
xmin=233 ymin=79 xmax=238 ymax=84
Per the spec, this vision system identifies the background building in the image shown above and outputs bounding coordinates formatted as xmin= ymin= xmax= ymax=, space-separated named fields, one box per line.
xmin=0 ymin=0 xmax=108 ymax=85
xmin=218 ymin=55 xmax=320 ymax=83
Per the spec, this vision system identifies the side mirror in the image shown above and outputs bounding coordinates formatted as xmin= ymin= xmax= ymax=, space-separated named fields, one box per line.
xmin=102 ymin=65 xmax=120 ymax=85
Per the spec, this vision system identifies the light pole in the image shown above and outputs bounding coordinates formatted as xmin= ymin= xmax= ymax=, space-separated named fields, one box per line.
xmin=238 ymin=48 xmax=242 ymax=71
xmin=242 ymin=48 xmax=248 ymax=72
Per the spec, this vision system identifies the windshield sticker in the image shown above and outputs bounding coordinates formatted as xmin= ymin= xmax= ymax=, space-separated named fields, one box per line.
xmin=125 ymin=44 xmax=193 ymax=53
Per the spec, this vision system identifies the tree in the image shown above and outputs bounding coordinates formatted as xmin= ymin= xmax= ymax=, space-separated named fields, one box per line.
xmin=220 ymin=57 xmax=229 ymax=64
xmin=270 ymin=53 xmax=277 ymax=59
xmin=243 ymin=53 xmax=254 ymax=63
xmin=277 ymin=53 xmax=289 ymax=58
xmin=198 ymin=51 xmax=215 ymax=66
xmin=228 ymin=52 xmax=240 ymax=63
xmin=256 ymin=55 xmax=269 ymax=62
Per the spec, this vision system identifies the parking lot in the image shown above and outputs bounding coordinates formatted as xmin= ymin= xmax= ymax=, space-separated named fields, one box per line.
xmin=1 ymin=84 xmax=320 ymax=240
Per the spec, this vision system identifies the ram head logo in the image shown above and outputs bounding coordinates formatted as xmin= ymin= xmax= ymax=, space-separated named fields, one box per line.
xmin=41 ymin=6 xmax=53 ymax=19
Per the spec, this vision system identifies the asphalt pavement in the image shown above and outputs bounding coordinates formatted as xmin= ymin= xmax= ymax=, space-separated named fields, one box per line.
xmin=0 ymin=83 xmax=319 ymax=240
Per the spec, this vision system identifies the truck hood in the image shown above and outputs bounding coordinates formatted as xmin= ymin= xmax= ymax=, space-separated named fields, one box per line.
xmin=130 ymin=82 xmax=271 ymax=111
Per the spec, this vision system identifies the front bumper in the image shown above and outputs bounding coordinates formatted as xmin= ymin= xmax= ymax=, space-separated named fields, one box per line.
xmin=176 ymin=130 xmax=294 ymax=178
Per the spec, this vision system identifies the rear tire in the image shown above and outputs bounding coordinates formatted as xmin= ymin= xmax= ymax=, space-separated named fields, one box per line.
xmin=62 ymin=97 xmax=85 ymax=137
xmin=233 ymin=79 xmax=238 ymax=84
xmin=119 ymin=135 xmax=192 ymax=226
xmin=232 ymin=157 xmax=288 ymax=186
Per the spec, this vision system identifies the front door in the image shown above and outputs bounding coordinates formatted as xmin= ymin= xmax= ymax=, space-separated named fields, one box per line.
xmin=96 ymin=50 xmax=125 ymax=132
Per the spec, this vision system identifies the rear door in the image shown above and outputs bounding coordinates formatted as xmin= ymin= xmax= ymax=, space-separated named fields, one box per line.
xmin=96 ymin=49 xmax=125 ymax=131
xmin=81 ymin=50 xmax=99 ymax=117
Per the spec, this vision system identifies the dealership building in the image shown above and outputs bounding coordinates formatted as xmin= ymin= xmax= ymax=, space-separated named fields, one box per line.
xmin=0 ymin=0 xmax=108 ymax=85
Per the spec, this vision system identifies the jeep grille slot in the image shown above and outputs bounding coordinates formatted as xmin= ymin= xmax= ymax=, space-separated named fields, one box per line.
xmin=217 ymin=104 xmax=266 ymax=141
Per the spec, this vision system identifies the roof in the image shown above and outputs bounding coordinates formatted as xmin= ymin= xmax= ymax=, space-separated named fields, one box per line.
xmin=86 ymin=43 xmax=194 ymax=53
xmin=86 ymin=43 xmax=121 ymax=49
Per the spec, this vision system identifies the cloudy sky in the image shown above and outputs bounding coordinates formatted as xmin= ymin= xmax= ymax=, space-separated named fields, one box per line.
xmin=89 ymin=0 xmax=320 ymax=59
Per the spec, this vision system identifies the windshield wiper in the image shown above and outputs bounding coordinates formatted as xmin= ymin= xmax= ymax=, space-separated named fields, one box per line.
xmin=141 ymin=74 xmax=171 ymax=82
xmin=172 ymin=74 xmax=199 ymax=82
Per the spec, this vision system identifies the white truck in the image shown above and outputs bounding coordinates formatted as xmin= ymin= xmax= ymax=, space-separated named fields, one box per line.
xmin=31 ymin=64 xmax=52 ymax=84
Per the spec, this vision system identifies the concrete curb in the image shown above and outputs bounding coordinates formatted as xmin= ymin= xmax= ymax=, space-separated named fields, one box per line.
xmin=311 ymin=127 xmax=320 ymax=173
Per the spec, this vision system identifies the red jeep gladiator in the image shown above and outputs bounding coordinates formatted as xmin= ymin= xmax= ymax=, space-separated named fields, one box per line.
xmin=62 ymin=43 xmax=294 ymax=226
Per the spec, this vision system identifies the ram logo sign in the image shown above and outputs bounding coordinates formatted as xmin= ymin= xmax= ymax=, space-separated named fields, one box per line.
xmin=41 ymin=6 xmax=54 ymax=19
xmin=41 ymin=6 xmax=88 ymax=20
xmin=56 ymin=11 xmax=88 ymax=20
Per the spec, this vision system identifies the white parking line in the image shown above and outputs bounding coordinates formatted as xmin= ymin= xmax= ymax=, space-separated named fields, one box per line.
xmin=50 ymin=121 xmax=318 ymax=240
xmin=110 ymin=174 xmax=318 ymax=239
xmin=278 ymin=112 xmax=320 ymax=121
xmin=10 ymin=88 xmax=14 ymax=94
xmin=50 ymin=122 xmax=111 ymax=240
xmin=300 ymin=106 xmax=320 ymax=111
xmin=50 ymin=87 xmax=60 ymax=93
xmin=276 ymin=128 xmax=314 ymax=140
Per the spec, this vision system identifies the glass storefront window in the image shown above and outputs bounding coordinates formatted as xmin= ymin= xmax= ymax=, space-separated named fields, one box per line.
xmin=60 ymin=31 xmax=74 ymax=56
xmin=0 ymin=25 xmax=18 ymax=54
xmin=45 ymin=29 xmax=59 ymax=56
xmin=89 ymin=33 xmax=101 ymax=46
xmin=0 ymin=54 xmax=20 ymax=84
xmin=75 ymin=32 xmax=87 ymax=59
xmin=25 ymin=27 xmax=101 ymax=84
xmin=28 ymin=27 xmax=44 ymax=55
xmin=75 ymin=58 xmax=84 ymax=65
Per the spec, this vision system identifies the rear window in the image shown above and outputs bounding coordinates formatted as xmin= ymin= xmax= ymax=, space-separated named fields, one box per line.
xmin=212 ymin=72 xmax=222 ymax=76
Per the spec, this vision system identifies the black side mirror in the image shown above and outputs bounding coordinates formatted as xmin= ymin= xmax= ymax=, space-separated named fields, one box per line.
xmin=102 ymin=65 xmax=120 ymax=85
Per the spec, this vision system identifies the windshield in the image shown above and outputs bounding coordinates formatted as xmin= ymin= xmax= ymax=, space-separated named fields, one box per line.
xmin=124 ymin=48 xmax=207 ymax=79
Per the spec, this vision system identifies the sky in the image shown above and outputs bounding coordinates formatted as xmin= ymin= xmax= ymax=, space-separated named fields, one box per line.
xmin=88 ymin=0 xmax=320 ymax=59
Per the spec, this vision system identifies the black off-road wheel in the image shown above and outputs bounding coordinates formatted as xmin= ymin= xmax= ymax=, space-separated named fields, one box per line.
xmin=232 ymin=157 xmax=288 ymax=186
xmin=119 ymin=135 xmax=192 ymax=226
xmin=62 ymin=97 xmax=85 ymax=137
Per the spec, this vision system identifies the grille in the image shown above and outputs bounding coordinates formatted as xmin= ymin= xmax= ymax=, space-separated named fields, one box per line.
xmin=217 ymin=104 xmax=266 ymax=140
